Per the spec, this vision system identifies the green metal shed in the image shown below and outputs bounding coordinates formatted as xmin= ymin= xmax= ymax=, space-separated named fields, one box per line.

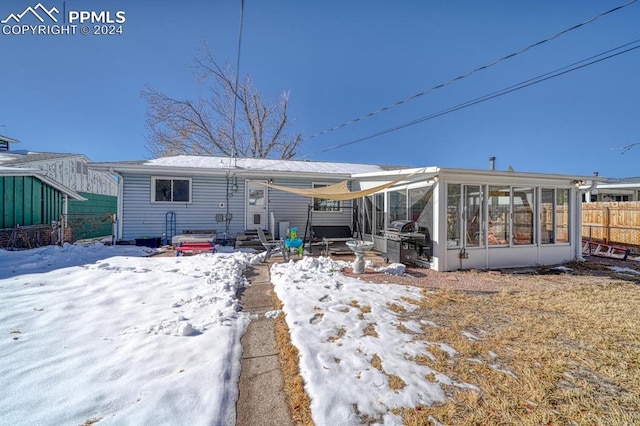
xmin=0 ymin=167 xmax=84 ymax=229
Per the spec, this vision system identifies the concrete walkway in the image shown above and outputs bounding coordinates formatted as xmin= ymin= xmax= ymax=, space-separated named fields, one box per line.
xmin=236 ymin=263 xmax=293 ymax=426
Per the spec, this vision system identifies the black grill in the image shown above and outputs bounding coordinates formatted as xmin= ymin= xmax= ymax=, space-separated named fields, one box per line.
xmin=384 ymin=220 xmax=416 ymax=240
xmin=383 ymin=220 xmax=432 ymax=265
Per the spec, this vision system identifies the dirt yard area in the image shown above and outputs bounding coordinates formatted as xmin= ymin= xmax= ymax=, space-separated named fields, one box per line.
xmin=339 ymin=256 xmax=640 ymax=424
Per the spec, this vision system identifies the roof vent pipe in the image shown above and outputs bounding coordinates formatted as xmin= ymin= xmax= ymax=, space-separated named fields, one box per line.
xmin=489 ymin=156 xmax=496 ymax=171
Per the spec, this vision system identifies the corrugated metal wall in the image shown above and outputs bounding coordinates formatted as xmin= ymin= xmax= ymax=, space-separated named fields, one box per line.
xmin=29 ymin=157 xmax=118 ymax=196
xmin=1 ymin=176 xmax=63 ymax=229
xmin=67 ymin=192 xmax=117 ymax=240
xmin=121 ymin=173 xmax=354 ymax=241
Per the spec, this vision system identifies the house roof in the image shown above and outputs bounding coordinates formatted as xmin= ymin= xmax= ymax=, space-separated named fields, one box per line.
xmin=0 ymin=151 xmax=88 ymax=166
xmin=90 ymin=155 xmax=398 ymax=179
xmin=353 ymin=166 xmax=600 ymax=183
xmin=0 ymin=166 xmax=85 ymax=200
xmin=91 ymin=155 xmax=605 ymax=186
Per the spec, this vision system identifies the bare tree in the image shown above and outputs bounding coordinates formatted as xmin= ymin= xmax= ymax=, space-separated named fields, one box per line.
xmin=142 ymin=46 xmax=302 ymax=159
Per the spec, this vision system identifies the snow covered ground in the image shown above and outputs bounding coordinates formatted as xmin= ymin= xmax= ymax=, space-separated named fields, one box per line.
xmin=1 ymin=243 xmax=255 ymax=426
xmin=3 ymin=242 xmax=552 ymax=425
xmin=5 ymin=243 xmax=637 ymax=425
xmin=271 ymin=257 xmax=478 ymax=425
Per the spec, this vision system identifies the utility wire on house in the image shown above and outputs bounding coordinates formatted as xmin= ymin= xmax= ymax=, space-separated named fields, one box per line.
xmin=300 ymin=0 xmax=638 ymax=143
xmin=225 ymin=0 xmax=245 ymax=240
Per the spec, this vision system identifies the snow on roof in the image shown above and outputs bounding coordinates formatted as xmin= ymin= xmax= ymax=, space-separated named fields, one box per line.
xmin=0 ymin=165 xmax=85 ymax=200
xmin=144 ymin=155 xmax=388 ymax=175
xmin=0 ymin=151 xmax=84 ymax=165
xmin=0 ymin=165 xmax=44 ymax=174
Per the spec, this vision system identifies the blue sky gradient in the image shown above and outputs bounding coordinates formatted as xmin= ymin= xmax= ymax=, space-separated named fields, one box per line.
xmin=1 ymin=0 xmax=638 ymax=177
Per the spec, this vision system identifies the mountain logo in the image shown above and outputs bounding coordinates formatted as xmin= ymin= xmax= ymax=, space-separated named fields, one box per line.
xmin=2 ymin=3 xmax=59 ymax=24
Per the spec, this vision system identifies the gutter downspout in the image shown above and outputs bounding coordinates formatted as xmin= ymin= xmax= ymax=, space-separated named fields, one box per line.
xmin=575 ymin=179 xmax=597 ymax=261
xmin=110 ymin=167 xmax=124 ymax=242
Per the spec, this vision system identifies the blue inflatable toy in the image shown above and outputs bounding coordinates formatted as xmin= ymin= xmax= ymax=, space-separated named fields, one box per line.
xmin=285 ymin=227 xmax=304 ymax=255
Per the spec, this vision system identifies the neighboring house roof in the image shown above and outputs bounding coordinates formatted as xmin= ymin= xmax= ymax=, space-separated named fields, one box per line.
xmin=0 ymin=134 xmax=19 ymax=144
xmin=0 ymin=151 xmax=88 ymax=166
xmin=90 ymin=155 xmax=399 ymax=179
xmin=0 ymin=166 xmax=85 ymax=200
xmin=601 ymin=176 xmax=640 ymax=185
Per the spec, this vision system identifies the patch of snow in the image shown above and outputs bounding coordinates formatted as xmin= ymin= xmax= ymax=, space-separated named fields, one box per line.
xmin=265 ymin=310 xmax=283 ymax=319
xmin=462 ymin=331 xmax=481 ymax=341
xmin=609 ymin=266 xmax=640 ymax=275
xmin=271 ymin=257 xmax=477 ymax=425
xmin=145 ymin=155 xmax=385 ymax=175
xmin=374 ymin=262 xmax=406 ymax=275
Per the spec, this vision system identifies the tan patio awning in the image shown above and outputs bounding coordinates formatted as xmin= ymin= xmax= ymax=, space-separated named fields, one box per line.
xmin=254 ymin=169 xmax=425 ymax=200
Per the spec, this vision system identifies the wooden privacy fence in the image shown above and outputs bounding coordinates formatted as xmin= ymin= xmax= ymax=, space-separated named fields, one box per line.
xmin=582 ymin=202 xmax=640 ymax=249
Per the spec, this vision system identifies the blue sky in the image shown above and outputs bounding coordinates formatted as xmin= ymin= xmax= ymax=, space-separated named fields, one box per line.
xmin=1 ymin=0 xmax=638 ymax=177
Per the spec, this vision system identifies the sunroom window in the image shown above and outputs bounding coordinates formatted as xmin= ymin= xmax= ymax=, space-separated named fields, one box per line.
xmin=465 ymin=185 xmax=483 ymax=247
xmin=447 ymin=184 xmax=461 ymax=247
xmin=388 ymin=189 xmax=407 ymax=224
xmin=513 ymin=187 xmax=534 ymax=245
xmin=541 ymin=188 xmax=570 ymax=244
xmin=488 ymin=186 xmax=510 ymax=245
xmin=556 ymin=189 xmax=570 ymax=243
xmin=374 ymin=193 xmax=385 ymax=235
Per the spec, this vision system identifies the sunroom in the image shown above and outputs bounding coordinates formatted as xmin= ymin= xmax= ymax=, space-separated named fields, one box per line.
xmin=353 ymin=167 xmax=596 ymax=272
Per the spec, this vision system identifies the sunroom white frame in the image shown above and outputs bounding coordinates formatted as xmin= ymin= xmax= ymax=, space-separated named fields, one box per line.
xmin=353 ymin=167 xmax=597 ymax=272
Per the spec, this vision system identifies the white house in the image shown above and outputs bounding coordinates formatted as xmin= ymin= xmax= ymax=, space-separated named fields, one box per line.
xmin=583 ymin=177 xmax=640 ymax=202
xmin=89 ymin=155 xmax=392 ymax=243
xmin=91 ymin=154 xmax=597 ymax=272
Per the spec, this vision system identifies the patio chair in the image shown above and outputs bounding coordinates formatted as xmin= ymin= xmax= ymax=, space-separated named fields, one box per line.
xmin=257 ymin=228 xmax=290 ymax=262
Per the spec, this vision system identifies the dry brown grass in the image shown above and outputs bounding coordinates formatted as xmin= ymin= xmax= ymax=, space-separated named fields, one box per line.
xmin=363 ymin=323 xmax=379 ymax=338
xmin=371 ymin=353 xmax=383 ymax=371
xmin=328 ymin=326 xmax=346 ymax=342
xmin=370 ymin=353 xmax=407 ymax=392
xmin=387 ymin=302 xmax=406 ymax=313
xmin=272 ymin=292 xmax=314 ymax=425
xmin=388 ymin=374 xmax=407 ymax=391
xmin=358 ymin=304 xmax=372 ymax=320
xmin=401 ymin=279 xmax=640 ymax=425
xmin=273 ymin=258 xmax=640 ymax=424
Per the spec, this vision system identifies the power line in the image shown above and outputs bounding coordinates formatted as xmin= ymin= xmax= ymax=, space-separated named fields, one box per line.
xmin=621 ymin=142 xmax=640 ymax=154
xmin=301 ymin=0 xmax=638 ymax=143
xmin=230 ymin=0 xmax=245 ymax=167
xmin=311 ymin=41 xmax=640 ymax=156
xmin=240 ymin=39 xmax=639 ymax=173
